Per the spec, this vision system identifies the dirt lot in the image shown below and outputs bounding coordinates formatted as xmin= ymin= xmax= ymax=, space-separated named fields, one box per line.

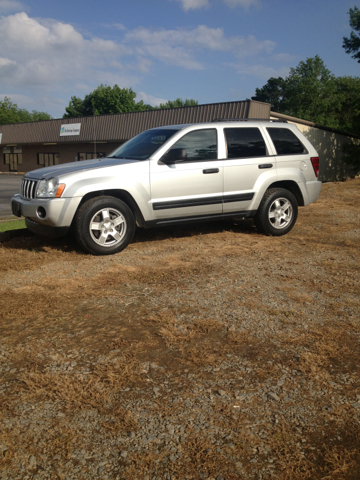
xmin=0 ymin=179 xmax=360 ymax=480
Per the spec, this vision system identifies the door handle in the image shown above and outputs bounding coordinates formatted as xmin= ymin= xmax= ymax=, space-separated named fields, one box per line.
xmin=258 ymin=164 xmax=273 ymax=169
xmin=203 ymin=168 xmax=219 ymax=174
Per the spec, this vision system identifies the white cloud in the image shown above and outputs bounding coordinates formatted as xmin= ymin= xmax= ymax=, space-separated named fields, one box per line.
xmin=113 ymin=23 xmax=127 ymax=31
xmin=136 ymin=91 xmax=168 ymax=106
xmin=0 ymin=11 xmax=280 ymax=116
xmin=176 ymin=0 xmax=209 ymax=11
xmin=0 ymin=12 xmax=133 ymax=90
xmin=0 ymin=0 xmax=27 ymax=13
xmin=272 ymin=53 xmax=297 ymax=63
xmin=173 ymin=0 xmax=259 ymax=10
xmin=223 ymin=0 xmax=259 ymax=8
xmin=0 ymin=13 xmax=277 ymax=98
xmin=0 ymin=93 xmax=65 ymax=114
xmin=0 ymin=57 xmax=16 ymax=67
xmin=124 ymin=26 xmax=276 ymax=68
xmin=229 ymin=62 xmax=290 ymax=79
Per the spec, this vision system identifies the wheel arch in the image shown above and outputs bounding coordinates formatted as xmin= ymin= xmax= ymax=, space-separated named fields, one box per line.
xmin=75 ymin=189 xmax=146 ymax=228
xmin=267 ymin=180 xmax=304 ymax=207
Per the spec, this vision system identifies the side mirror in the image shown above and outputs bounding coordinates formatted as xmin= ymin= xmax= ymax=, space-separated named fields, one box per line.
xmin=160 ymin=148 xmax=187 ymax=164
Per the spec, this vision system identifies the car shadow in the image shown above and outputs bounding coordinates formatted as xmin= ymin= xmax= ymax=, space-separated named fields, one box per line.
xmin=132 ymin=218 xmax=257 ymax=245
xmin=0 ymin=218 xmax=258 ymax=254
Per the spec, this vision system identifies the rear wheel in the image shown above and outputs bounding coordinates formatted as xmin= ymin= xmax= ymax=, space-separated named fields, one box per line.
xmin=74 ymin=196 xmax=135 ymax=255
xmin=254 ymin=188 xmax=298 ymax=236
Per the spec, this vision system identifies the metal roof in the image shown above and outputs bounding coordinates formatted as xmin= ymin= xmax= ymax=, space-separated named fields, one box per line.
xmin=270 ymin=111 xmax=360 ymax=140
xmin=0 ymin=100 xmax=270 ymax=145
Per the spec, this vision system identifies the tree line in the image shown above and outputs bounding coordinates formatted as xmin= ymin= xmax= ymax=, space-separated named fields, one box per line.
xmin=252 ymin=56 xmax=360 ymax=137
xmin=0 ymin=97 xmax=52 ymax=125
xmin=62 ymin=85 xmax=198 ymax=118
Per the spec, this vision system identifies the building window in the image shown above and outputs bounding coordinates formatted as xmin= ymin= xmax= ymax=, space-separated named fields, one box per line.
xmin=78 ymin=152 xmax=106 ymax=161
xmin=38 ymin=153 xmax=60 ymax=167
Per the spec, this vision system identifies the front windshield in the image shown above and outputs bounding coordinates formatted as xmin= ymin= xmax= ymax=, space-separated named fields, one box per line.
xmin=109 ymin=128 xmax=180 ymax=160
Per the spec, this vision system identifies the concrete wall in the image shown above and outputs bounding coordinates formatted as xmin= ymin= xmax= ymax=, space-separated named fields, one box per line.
xmin=293 ymin=124 xmax=359 ymax=182
xmin=270 ymin=112 xmax=359 ymax=182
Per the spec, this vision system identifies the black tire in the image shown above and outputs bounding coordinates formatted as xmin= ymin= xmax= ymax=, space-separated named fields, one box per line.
xmin=254 ymin=188 xmax=298 ymax=236
xmin=74 ymin=196 xmax=135 ymax=255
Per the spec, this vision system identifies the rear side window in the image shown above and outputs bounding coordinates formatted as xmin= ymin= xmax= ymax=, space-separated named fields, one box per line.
xmin=267 ymin=128 xmax=307 ymax=155
xmin=224 ymin=128 xmax=266 ymax=159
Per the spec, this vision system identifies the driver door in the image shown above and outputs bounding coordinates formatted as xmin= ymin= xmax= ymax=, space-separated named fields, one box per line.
xmin=150 ymin=128 xmax=223 ymax=220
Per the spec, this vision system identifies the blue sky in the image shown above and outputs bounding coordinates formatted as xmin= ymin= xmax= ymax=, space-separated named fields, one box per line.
xmin=0 ymin=0 xmax=358 ymax=118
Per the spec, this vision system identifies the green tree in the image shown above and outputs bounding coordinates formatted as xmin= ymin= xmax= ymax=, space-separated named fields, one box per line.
xmin=63 ymin=86 xmax=199 ymax=118
xmin=62 ymin=95 xmax=86 ymax=118
xmin=0 ymin=96 xmax=51 ymax=124
xmin=252 ymin=56 xmax=340 ymax=127
xmin=158 ymin=98 xmax=198 ymax=109
xmin=343 ymin=6 xmax=360 ymax=63
xmin=342 ymin=6 xmax=360 ymax=174
xmin=63 ymin=84 xmax=153 ymax=118
xmin=0 ymin=97 xmax=20 ymax=124
xmin=335 ymin=76 xmax=360 ymax=134
xmin=285 ymin=56 xmax=340 ymax=127
xmin=251 ymin=77 xmax=288 ymax=112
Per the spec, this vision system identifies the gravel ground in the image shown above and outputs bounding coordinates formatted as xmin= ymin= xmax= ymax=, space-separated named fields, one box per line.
xmin=0 ymin=178 xmax=360 ymax=480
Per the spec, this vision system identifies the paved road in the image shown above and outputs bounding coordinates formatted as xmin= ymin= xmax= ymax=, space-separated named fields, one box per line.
xmin=0 ymin=174 xmax=22 ymax=217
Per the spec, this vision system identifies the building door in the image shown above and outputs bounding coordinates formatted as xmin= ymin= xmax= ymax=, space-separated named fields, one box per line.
xmin=4 ymin=148 xmax=22 ymax=172
xmin=9 ymin=154 xmax=18 ymax=172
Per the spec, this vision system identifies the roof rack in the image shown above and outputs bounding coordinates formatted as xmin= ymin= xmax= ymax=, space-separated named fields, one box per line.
xmin=211 ymin=118 xmax=288 ymax=123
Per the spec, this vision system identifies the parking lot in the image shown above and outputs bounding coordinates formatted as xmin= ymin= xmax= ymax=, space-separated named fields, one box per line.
xmin=0 ymin=174 xmax=22 ymax=217
xmin=0 ymin=178 xmax=359 ymax=479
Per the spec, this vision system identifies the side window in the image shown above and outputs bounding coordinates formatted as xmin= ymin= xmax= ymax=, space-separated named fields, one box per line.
xmin=224 ymin=128 xmax=266 ymax=159
xmin=267 ymin=128 xmax=307 ymax=155
xmin=167 ymin=129 xmax=217 ymax=161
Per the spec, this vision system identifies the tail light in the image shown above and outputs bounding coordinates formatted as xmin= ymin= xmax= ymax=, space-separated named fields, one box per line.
xmin=310 ymin=157 xmax=320 ymax=178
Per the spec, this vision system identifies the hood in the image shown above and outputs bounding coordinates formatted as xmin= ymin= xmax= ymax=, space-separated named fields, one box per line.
xmin=24 ymin=157 xmax=139 ymax=180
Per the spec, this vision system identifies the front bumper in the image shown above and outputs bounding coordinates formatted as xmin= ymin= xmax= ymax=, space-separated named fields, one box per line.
xmin=25 ymin=217 xmax=70 ymax=237
xmin=11 ymin=194 xmax=82 ymax=227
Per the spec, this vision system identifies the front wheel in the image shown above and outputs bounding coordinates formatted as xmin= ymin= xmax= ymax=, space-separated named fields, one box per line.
xmin=254 ymin=188 xmax=298 ymax=236
xmin=74 ymin=196 xmax=135 ymax=255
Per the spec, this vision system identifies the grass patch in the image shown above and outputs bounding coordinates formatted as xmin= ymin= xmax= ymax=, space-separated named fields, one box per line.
xmin=0 ymin=219 xmax=25 ymax=232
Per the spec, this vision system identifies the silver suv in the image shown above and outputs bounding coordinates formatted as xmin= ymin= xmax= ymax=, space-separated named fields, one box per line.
xmin=12 ymin=120 xmax=321 ymax=255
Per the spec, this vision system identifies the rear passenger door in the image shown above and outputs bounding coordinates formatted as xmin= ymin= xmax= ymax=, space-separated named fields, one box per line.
xmin=222 ymin=126 xmax=275 ymax=214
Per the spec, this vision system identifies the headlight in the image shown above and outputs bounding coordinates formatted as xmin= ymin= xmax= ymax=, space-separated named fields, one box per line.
xmin=36 ymin=177 xmax=65 ymax=198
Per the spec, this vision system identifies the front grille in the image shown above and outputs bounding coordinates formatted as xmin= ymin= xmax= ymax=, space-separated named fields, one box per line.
xmin=21 ymin=179 xmax=38 ymax=200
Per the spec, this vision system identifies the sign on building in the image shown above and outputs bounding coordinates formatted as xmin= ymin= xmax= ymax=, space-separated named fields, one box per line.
xmin=60 ymin=123 xmax=81 ymax=136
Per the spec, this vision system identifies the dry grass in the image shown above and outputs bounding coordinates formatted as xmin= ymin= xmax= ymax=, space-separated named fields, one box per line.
xmin=19 ymin=356 xmax=141 ymax=413
xmin=0 ymin=178 xmax=360 ymax=478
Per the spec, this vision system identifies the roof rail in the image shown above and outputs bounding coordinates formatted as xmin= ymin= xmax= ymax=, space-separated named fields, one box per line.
xmin=211 ymin=118 xmax=288 ymax=123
